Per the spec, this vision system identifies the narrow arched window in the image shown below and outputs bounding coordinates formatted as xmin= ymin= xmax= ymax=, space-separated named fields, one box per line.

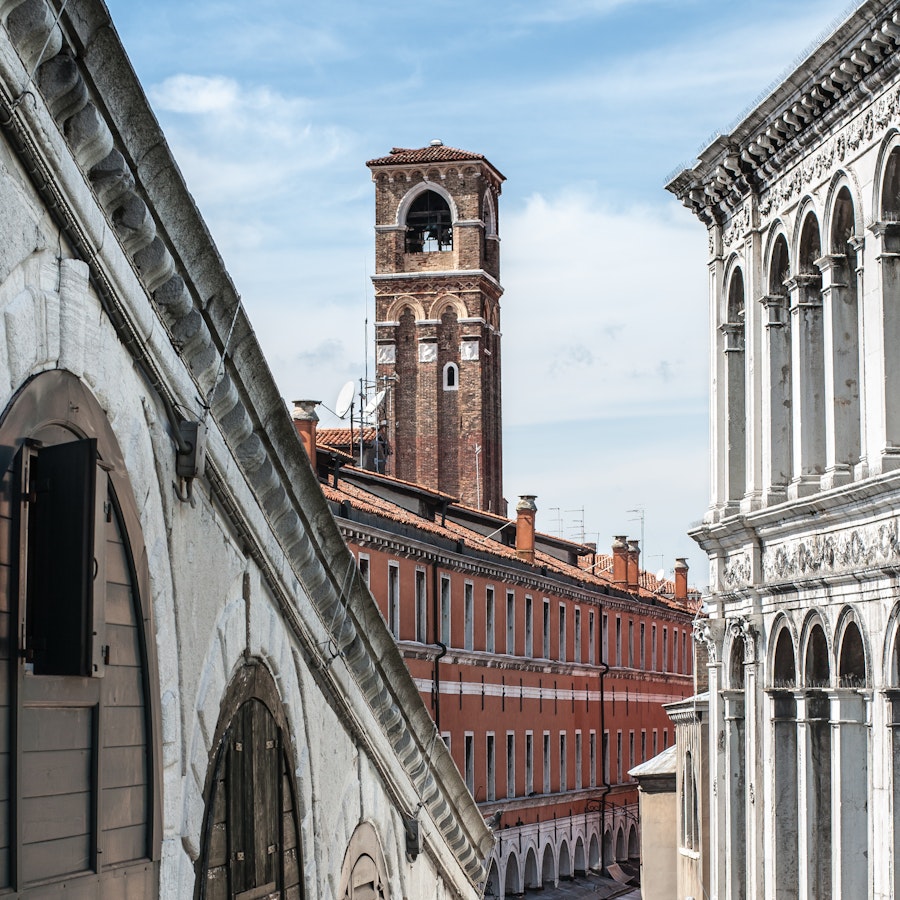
xmin=443 ymin=362 xmax=459 ymax=391
xmin=406 ymin=190 xmax=452 ymax=253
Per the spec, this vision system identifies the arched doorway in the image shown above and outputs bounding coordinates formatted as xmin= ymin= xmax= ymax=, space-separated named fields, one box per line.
xmin=197 ymin=662 xmax=303 ymax=899
xmin=505 ymin=854 xmax=521 ymax=897
xmin=615 ymin=828 xmax=626 ymax=862
xmin=602 ymin=829 xmax=614 ymax=867
xmin=541 ymin=844 xmax=555 ymax=887
xmin=627 ymin=825 xmax=639 ymax=860
xmin=524 ymin=848 xmax=539 ymax=890
xmin=485 ymin=859 xmax=500 ymax=898
xmin=588 ymin=833 xmax=600 ymax=871
xmin=558 ymin=841 xmax=572 ymax=880
xmin=574 ymin=836 xmax=586 ymax=875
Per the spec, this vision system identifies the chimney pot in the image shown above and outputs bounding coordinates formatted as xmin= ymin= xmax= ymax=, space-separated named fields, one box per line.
xmin=612 ymin=535 xmax=628 ymax=584
xmin=626 ymin=539 xmax=640 ymax=590
xmin=516 ymin=495 xmax=537 ymax=563
xmin=292 ymin=400 xmax=320 ymax=462
xmin=674 ymin=557 xmax=689 ymax=602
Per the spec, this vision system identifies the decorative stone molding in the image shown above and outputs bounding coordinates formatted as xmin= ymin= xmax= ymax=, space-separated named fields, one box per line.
xmin=722 ymin=551 xmax=752 ymax=588
xmin=693 ymin=618 xmax=724 ymax=665
xmin=727 ymin=616 xmax=759 ymax=664
xmin=723 ymin=202 xmax=752 ymax=248
xmin=762 ymin=517 xmax=900 ymax=581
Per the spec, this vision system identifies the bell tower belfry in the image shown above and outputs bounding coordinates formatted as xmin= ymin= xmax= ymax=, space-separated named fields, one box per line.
xmin=367 ymin=142 xmax=505 ymax=513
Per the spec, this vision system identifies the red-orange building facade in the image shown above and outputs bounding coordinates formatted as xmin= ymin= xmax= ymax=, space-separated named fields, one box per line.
xmin=292 ymin=436 xmax=697 ymax=896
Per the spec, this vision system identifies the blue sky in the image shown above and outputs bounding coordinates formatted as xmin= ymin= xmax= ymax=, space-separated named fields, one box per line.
xmin=105 ymin=0 xmax=857 ymax=585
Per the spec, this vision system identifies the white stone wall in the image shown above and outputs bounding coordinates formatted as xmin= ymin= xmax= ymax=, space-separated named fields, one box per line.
xmin=0 ymin=1 xmax=491 ymax=896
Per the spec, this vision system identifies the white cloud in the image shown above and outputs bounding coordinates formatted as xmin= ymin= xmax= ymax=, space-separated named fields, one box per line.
xmin=150 ymin=74 xmax=239 ymax=114
xmin=500 ymin=190 xmax=708 ymax=427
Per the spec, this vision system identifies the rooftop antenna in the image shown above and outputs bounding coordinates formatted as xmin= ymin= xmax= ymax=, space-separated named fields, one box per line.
xmin=548 ymin=507 xmax=563 ymax=538
xmin=566 ymin=507 xmax=585 ymax=543
xmin=627 ymin=506 xmax=646 ymax=567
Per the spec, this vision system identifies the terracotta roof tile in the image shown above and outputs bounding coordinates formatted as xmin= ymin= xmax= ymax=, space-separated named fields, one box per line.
xmin=367 ymin=145 xmax=488 ymax=167
xmin=325 ymin=476 xmax=700 ymax=613
xmin=316 ymin=427 xmax=376 ymax=446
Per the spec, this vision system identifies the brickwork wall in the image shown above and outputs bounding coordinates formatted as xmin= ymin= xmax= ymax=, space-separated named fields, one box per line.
xmin=371 ymin=157 xmax=504 ymax=510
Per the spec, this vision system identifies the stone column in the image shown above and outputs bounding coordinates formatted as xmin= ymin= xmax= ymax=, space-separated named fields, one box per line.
xmin=720 ymin=322 xmax=746 ymax=512
xmin=868 ymin=222 xmax=900 ymax=472
xmin=830 ymin=690 xmax=868 ymax=899
xmin=850 ymin=236 xmax=868 ymax=479
xmin=759 ymin=293 xmax=791 ymax=503
xmin=707 ymin=648 xmax=728 ymax=899
xmin=786 ymin=275 xmax=825 ymax=497
xmin=887 ymin=691 xmax=900 ymax=900
xmin=796 ymin=691 xmax=831 ymax=900
xmin=768 ymin=692 xmax=799 ymax=900
xmin=723 ymin=690 xmax=746 ymax=900
xmin=817 ymin=254 xmax=861 ymax=488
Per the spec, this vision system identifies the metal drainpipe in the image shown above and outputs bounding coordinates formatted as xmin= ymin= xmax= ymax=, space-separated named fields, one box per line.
xmin=598 ymin=604 xmax=611 ymax=865
xmin=432 ymin=560 xmax=447 ymax=730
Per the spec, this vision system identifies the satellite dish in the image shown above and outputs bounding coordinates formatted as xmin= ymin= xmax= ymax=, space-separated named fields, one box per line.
xmin=364 ymin=389 xmax=386 ymax=418
xmin=335 ymin=381 xmax=355 ymax=419
xmin=656 ymin=568 xmax=666 ymax=582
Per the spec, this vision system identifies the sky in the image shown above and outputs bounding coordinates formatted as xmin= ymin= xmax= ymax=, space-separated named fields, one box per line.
xmin=104 ymin=0 xmax=859 ymax=588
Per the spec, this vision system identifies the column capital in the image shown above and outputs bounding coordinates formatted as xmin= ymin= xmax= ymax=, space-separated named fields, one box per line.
xmin=719 ymin=321 xmax=745 ymax=352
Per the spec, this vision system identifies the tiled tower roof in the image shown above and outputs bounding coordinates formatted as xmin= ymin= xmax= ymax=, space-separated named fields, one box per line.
xmin=366 ymin=143 xmax=488 ymax=167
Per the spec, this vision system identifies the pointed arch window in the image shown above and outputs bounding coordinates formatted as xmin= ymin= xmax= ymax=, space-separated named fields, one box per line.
xmin=405 ymin=190 xmax=452 ymax=253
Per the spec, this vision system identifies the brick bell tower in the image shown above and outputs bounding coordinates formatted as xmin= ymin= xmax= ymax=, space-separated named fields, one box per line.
xmin=367 ymin=141 xmax=504 ymax=513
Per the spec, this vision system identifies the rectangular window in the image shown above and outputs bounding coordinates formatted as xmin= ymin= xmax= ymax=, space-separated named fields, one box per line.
xmin=486 ymin=733 xmax=496 ymax=801
xmin=525 ymin=595 xmax=533 ymax=657
xmin=602 ymin=613 xmax=609 ymax=663
xmin=575 ymin=731 xmax=583 ymax=790
xmin=485 ymin=586 xmax=495 ymax=652
xmin=615 ymin=616 xmax=622 ymax=667
xmin=574 ymin=607 xmax=582 ymax=662
xmin=560 ymin=733 xmax=567 ymax=792
xmin=640 ymin=622 xmax=646 ymax=669
xmin=415 ymin=568 xmax=427 ymax=643
xmin=663 ymin=626 xmax=668 ymax=672
xmin=589 ymin=610 xmax=596 ymax=665
xmin=358 ymin=553 xmax=370 ymax=587
xmin=641 ymin=729 xmax=647 ymax=763
xmin=506 ymin=590 xmax=515 ymax=655
xmin=603 ymin=731 xmax=610 ymax=784
xmin=543 ymin=599 xmax=551 ymax=658
xmin=629 ymin=731 xmax=635 ymax=777
xmin=652 ymin=624 xmax=658 ymax=670
xmin=663 ymin=729 xmax=669 ymax=750
xmin=559 ymin=604 xmax=566 ymax=662
xmin=682 ymin=631 xmax=687 ymax=675
xmin=465 ymin=733 xmax=474 ymax=795
xmin=525 ymin=731 xmax=534 ymax=796
xmin=628 ymin=620 xmax=634 ymax=668
xmin=589 ymin=731 xmax=597 ymax=788
xmin=617 ymin=731 xmax=623 ymax=783
xmin=464 ymin=581 xmax=474 ymax=650
xmin=440 ymin=575 xmax=451 ymax=646
xmin=653 ymin=729 xmax=658 ymax=757
xmin=388 ymin=562 xmax=400 ymax=638
xmin=543 ymin=732 xmax=551 ymax=793
xmin=506 ymin=732 xmax=515 ymax=799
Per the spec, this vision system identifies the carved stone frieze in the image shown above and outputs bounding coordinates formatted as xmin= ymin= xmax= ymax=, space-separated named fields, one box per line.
xmin=762 ymin=517 xmax=900 ymax=582
xmin=758 ymin=85 xmax=900 ymax=221
xmin=693 ymin=617 xmax=723 ymax=665
xmin=722 ymin=551 xmax=751 ymax=588
xmin=728 ymin=616 xmax=758 ymax=663
xmin=722 ymin=203 xmax=752 ymax=248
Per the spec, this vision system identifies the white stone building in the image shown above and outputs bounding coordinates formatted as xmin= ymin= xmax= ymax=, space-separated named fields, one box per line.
xmin=0 ymin=0 xmax=491 ymax=897
xmin=666 ymin=0 xmax=900 ymax=897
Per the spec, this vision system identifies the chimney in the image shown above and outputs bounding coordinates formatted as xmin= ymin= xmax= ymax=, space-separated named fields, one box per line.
xmin=515 ymin=495 xmax=538 ymax=564
xmin=674 ymin=557 xmax=689 ymax=602
xmin=612 ymin=536 xmax=628 ymax=584
xmin=626 ymin=539 xmax=640 ymax=590
xmin=292 ymin=400 xmax=320 ymax=462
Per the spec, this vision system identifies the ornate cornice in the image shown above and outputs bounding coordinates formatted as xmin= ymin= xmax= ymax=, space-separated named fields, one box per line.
xmin=668 ymin=2 xmax=900 ymax=226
